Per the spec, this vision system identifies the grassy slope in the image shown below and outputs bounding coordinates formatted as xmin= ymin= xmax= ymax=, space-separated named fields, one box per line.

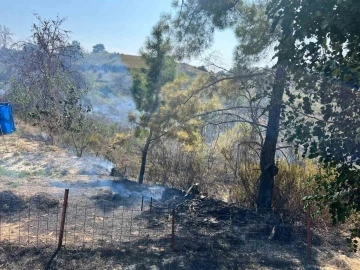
xmin=120 ymin=53 xmax=204 ymax=77
xmin=120 ymin=54 xmax=146 ymax=69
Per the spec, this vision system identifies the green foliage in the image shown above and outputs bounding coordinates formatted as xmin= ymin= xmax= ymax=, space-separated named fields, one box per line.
xmin=71 ymin=40 xmax=82 ymax=59
xmin=7 ymin=78 xmax=33 ymax=119
xmin=8 ymin=14 xmax=89 ymax=146
xmin=170 ymin=0 xmax=275 ymax=64
xmin=131 ymin=21 xmax=175 ymax=120
xmin=92 ymin=44 xmax=106 ymax=53
xmin=170 ymin=0 xmax=286 ymax=210
xmin=130 ymin=20 xmax=180 ymax=183
xmin=170 ymin=0 xmax=240 ymax=58
xmin=268 ymin=0 xmax=360 ymax=248
xmin=197 ymin=66 xmax=207 ymax=72
xmin=0 ymin=166 xmax=30 ymax=178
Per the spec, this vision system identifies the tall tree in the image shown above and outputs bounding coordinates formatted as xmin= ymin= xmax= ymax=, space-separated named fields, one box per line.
xmin=267 ymin=0 xmax=360 ymax=246
xmin=10 ymin=14 xmax=87 ymax=143
xmin=169 ymin=0 xmax=285 ymax=208
xmin=131 ymin=21 xmax=176 ymax=184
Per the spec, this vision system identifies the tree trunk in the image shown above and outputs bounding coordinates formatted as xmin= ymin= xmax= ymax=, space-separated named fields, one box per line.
xmin=257 ymin=64 xmax=287 ymax=209
xmin=138 ymin=131 xmax=152 ymax=184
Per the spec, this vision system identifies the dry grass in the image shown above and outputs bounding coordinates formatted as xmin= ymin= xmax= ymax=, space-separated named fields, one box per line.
xmin=120 ymin=54 xmax=205 ymax=77
xmin=1 ymin=121 xmax=360 ymax=269
xmin=322 ymin=254 xmax=360 ymax=270
xmin=120 ymin=54 xmax=146 ymax=69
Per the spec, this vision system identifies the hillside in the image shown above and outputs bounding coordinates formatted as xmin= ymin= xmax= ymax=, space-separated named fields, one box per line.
xmin=80 ymin=52 xmax=205 ymax=126
xmin=120 ymin=53 xmax=205 ymax=77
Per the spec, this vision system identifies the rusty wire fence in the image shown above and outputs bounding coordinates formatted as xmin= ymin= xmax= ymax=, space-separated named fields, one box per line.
xmin=0 ymin=195 xmax=61 ymax=247
xmin=0 ymin=191 xmax=173 ymax=250
xmin=62 ymin=201 xmax=173 ymax=250
xmin=0 ymin=189 xmax=314 ymax=259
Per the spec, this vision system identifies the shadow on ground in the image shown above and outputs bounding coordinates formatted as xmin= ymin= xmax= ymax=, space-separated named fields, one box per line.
xmin=0 ymin=233 xmax=322 ymax=270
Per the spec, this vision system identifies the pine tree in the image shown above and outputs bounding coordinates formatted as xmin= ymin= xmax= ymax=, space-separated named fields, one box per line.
xmin=131 ymin=21 xmax=175 ymax=184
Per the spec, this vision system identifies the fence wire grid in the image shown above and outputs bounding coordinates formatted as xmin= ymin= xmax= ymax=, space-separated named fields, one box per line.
xmin=0 ymin=189 xmax=313 ymax=258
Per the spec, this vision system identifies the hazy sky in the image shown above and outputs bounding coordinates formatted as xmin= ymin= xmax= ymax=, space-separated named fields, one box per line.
xmin=0 ymin=0 xmax=239 ymax=68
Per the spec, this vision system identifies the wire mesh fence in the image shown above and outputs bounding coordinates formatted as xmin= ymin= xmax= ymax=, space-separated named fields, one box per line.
xmin=0 ymin=189 xmax=313 ymax=259
xmin=0 ymin=195 xmax=61 ymax=247
xmin=0 ymin=190 xmax=174 ymax=250
xmin=62 ymin=201 xmax=173 ymax=250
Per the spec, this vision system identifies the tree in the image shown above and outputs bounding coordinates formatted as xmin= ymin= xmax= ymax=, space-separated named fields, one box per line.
xmin=169 ymin=0 xmax=286 ymax=208
xmin=62 ymin=87 xmax=92 ymax=157
xmin=197 ymin=65 xmax=207 ymax=72
xmin=0 ymin=25 xmax=13 ymax=49
xmin=10 ymin=14 xmax=87 ymax=144
xmin=267 ymin=0 xmax=360 ymax=247
xmin=72 ymin=40 xmax=83 ymax=59
xmin=92 ymin=43 xmax=106 ymax=53
xmin=131 ymin=21 xmax=176 ymax=184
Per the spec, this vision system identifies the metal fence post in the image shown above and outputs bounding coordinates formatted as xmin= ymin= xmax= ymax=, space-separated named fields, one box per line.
xmin=141 ymin=196 xmax=144 ymax=211
xmin=58 ymin=189 xmax=69 ymax=249
xmin=306 ymin=206 xmax=312 ymax=261
xmin=171 ymin=209 xmax=175 ymax=251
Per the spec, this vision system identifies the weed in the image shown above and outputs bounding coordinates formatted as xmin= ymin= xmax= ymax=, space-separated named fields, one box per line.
xmin=18 ymin=170 xmax=30 ymax=178
xmin=31 ymin=169 xmax=47 ymax=177
xmin=0 ymin=166 xmax=16 ymax=177
xmin=9 ymin=182 xmax=20 ymax=188
xmin=51 ymin=172 xmax=61 ymax=178
xmin=0 ymin=166 xmax=31 ymax=178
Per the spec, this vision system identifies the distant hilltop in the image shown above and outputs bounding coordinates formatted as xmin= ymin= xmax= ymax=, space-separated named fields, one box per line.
xmin=120 ymin=53 xmax=205 ymax=76
xmin=81 ymin=51 xmax=205 ymax=78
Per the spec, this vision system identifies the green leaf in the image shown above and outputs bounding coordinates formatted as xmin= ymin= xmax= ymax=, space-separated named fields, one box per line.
xmin=344 ymin=74 xmax=352 ymax=82
xmin=332 ymin=69 xmax=340 ymax=78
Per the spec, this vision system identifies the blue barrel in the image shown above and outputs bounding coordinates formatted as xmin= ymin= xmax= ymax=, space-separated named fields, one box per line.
xmin=0 ymin=103 xmax=16 ymax=135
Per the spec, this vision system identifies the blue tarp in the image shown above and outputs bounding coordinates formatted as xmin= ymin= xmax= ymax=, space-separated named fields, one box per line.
xmin=0 ymin=103 xmax=16 ymax=135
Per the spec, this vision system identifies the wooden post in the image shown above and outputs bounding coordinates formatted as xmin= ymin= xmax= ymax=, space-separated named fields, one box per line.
xmin=306 ymin=206 xmax=312 ymax=261
xmin=0 ymin=126 xmax=8 ymax=152
xmin=58 ymin=189 xmax=69 ymax=249
xmin=141 ymin=196 xmax=144 ymax=211
xmin=149 ymin=197 xmax=152 ymax=213
xmin=171 ymin=209 xmax=175 ymax=251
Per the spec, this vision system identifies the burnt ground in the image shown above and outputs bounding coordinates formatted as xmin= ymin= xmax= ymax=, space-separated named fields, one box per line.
xmin=0 ymin=188 xmax=358 ymax=270
xmin=0 ymin=244 xmax=315 ymax=270
xmin=1 ymin=127 xmax=360 ymax=269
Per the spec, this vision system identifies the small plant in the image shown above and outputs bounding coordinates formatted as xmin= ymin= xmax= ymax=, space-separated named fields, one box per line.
xmin=18 ymin=170 xmax=30 ymax=178
xmin=31 ymin=169 xmax=47 ymax=177
xmin=9 ymin=182 xmax=20 ymax=188
xmin=0 ymin=166 xmax=16 ymax=177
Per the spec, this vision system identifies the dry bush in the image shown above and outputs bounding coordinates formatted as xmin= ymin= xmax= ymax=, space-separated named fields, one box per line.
xmin=106 ymin=131 xmax=143 ymax=180
xmin=272 ymin=160 xmax=318 ymax=211
xmin=147 ymin=139 xmax=207 ymax=190
xmin=224 ymin=160 xmax=319 ymax=214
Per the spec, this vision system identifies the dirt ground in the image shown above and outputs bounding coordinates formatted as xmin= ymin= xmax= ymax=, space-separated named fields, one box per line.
xmin=1 ymin=125 xmax=360 ymax=269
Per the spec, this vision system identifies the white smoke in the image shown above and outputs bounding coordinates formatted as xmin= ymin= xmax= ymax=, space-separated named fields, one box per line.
xmin=80 ymin=52 xmax=137 ymax=127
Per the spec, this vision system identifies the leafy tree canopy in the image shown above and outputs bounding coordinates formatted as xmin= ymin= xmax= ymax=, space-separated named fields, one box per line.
xmin=92 ymin=43 xmax=106 ymax=53
xmin=268 ymin=0 xmax=360 ymax=248
xmin=170 ymin=0 xmax=276 ymax=65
